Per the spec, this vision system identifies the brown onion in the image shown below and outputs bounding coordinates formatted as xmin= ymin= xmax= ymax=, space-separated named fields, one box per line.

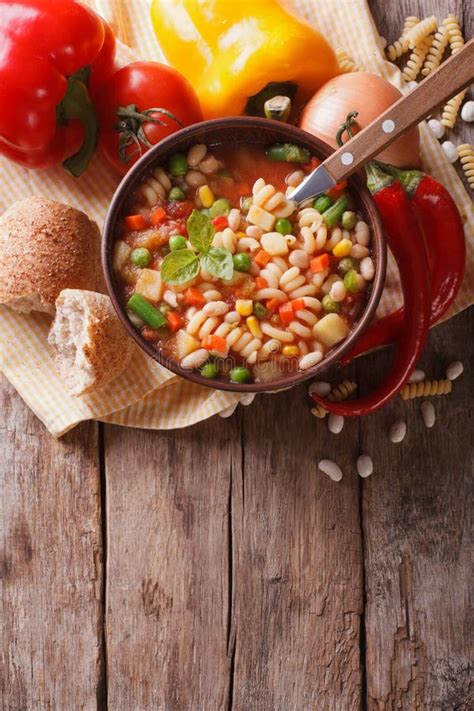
xmin=300 ymin=72 xmax=420 ymax=168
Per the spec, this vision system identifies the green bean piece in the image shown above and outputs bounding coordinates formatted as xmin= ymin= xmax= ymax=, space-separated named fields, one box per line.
xmin=240 ymin=196 xmax=253 ymax=214
xmin=209 ymin=198 xmax=231 ymax=218
xmin=169 ymin=235 xmax=187 ymax=251
xmin=342 ymin=210 xmax=357 ymax=229
xmin=265 ymin=143 xmax=310 ymax=163
xmin=321 ymin=294 xmax=341 ymax=313
xmin=253 ymin=302 xmax=268 ymax=319
xmin=313 ymin=194 xmax=333 ymax=213
xmin=168 ymin=187 xmax=185 ymax=201
xmin=322 ymin=195 xmax=349 ymax=228
xmin=127 ymin=293 xmax=167 ymax=329
xmin=201 ymin=362 xmax=219 ymax=379
xmin=338 ymin=257 xmax=358 ymax=274
xmin=344 ymin=270 xmax=360 ymax=293
xmin=131 ymin=247 xmax=151 ymax=268
xmin=168 ymin=152 xmax=188 ymax=176
xmin=232 ymin=253 xmax=251 ymax=272
xmin=275 ymin=218 xmax=292 ymax=235
xmin=230 ymin=366 xmax=251 ymax=383
xmin=264 ymin=95 xmax=292 ymax=122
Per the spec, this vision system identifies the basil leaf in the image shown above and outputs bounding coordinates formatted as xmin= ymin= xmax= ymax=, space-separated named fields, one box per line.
xmin=200 ymin=247 xmax=233 ymax=281
xmin=161 ymin=249 xmax=199 ymax=285
xmin=187 ymin=209 xmax=214 ymax=253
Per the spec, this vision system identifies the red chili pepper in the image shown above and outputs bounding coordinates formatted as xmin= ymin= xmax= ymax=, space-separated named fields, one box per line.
xmin=0 ymin=0 xmax=116 ymax=176
xmin=344 ymin=165 xmax=466 ymax=362
xmin=312 ymin=164 xmax=431 ymax=416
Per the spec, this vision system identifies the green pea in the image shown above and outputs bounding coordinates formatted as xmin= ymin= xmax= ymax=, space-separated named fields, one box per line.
xmin=342 ymin=211 xmax=357 ymax=229
xmin=230 ymin=366 xmax=251 ymax=384
xmin=338 ymin=257 xmax=358 ymax=275
xmin=253 ymin=302 xmax=268 ymax=319
xmin=232 ymin=253 xmax=251 ymax=272
xmin=209 ymin=198 xmax=231 ymax=218
xmin=240 ymin=196 xmax=253 ymax=214
xmin=321 ymin=294 xmax=341 ymax=313
xmin=168 ymin=153 xmax=188 ymax=177
xmin=201 ymin=361 xmax=219 ymax=379
xmin=168 ymin=187 xmax=185 ymax=201
xmin=131 ymin=247 xmax=152 ymax=268
xmin=313 ymin=194 xmax=333 ymax=213
xmin=344 ymin=269 xmax=360 ymax=293
xmin=275 ymin=218 xmax=292 ymax=235
xmin=169 ymin=235 xmax=187 ymax=251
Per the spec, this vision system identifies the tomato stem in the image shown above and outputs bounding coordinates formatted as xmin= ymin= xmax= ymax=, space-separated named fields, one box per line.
xmin=115 ymin=104 xmax=183 ymax=164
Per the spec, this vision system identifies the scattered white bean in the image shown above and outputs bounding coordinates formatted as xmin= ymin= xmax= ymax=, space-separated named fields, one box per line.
xmin=330 ymin=280 xmax=347 ymax=302
xmin=427 ymin=118 xmax=445 ymax=139
xmin=328 ymin=414 xmax=344 ymax=434
xmin=219 ymin=402 xmax=239 ymax=418
xmin=318 ymin=459 xmax=343 ymax=482
xmin=389 ymin=420 xmax=406 ymax=443
xmin=420 ymin=400 xmax=436 ymax=428
xmin=445 ymin=360 xmax=463 ymax=381
xmin=356 ymin=455 xmax=373 ymax=478
xmin=408 ymin=368 xmax=425 ymax=383
xmin=187 ymin=143 xmax=207 ymax=167
xmin=461 ymin=100 xmax=474 ymax=123
xmin=308 ymin=381 xmax=331 ymax=397
xmin=360 ymin=257 xmax=375 ymax=281
xmin=441 ymin=140 xmax=458 ymax=163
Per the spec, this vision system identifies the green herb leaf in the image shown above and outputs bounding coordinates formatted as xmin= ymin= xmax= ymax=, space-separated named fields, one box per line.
xmin=161 ymin=249 xmax=199 ymax=285
xmin=200 ymin=247 xmax=234 ymax=280
xmin=187 ymin=209 xmax=214 ymax=253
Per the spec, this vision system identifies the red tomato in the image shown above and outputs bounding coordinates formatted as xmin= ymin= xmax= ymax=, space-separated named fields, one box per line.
xmin=96 ymin=62 xmax=203 ymax=175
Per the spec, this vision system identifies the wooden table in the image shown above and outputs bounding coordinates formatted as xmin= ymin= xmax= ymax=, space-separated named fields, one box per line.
xmin=1 ymin=2 xmax=472 ymax=709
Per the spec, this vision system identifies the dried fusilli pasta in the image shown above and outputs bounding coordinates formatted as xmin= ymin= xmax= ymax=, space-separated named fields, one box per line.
xmin=443 ymin=14 xmax=465 ymax=54
xmin=441 ymin=89 xmax=467 ymax=129
xmin=336 ymin=48 xmax=364 ymax=73
xmin=405 ymin=15 xmax=437 ymax=48
xmin=421 ymin=25 xmax=449 ymax=76
xmin=400 ymin=379 xmax=452 ymax=400
xmin=311 ymin=380 xmax=358 ymax=418
xmin=386 ymin=16 xmax=420 ymax=61
xmin=458 ymin=144 xmax=474 ymax=189
xmin=402 ymin=36 xmax=433 ymax=82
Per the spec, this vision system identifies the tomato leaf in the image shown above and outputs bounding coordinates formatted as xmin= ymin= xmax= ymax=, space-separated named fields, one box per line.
xmin=161 ymin=249 xmax=199 ymax=285
xmin=200 ymin=247 xmax=233 ymax=281
xmin=187 ymin=210 xmax=214 ymax=253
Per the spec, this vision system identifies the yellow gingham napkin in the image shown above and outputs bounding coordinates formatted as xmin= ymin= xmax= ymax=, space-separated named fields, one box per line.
xmin=0 ymin=0 xmax=472 ymax=436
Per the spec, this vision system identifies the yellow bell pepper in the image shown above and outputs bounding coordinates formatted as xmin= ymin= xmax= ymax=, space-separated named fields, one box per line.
xmin=150 ymin=0 xmax=339 ymax=120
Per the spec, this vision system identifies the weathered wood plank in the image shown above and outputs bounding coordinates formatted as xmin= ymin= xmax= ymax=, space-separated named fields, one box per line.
xmin=0 ymin=378 xmax=104 ymax=711
xmin=103 ymin=418 xmax=236 ymax=710
xmin=229 ymin=382 xmax=363 ymax=710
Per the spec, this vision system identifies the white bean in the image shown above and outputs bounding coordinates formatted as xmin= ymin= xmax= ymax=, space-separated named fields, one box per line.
xmin=360 ymin=257 xmax=375 ymax=281
xmin=408 ymin=368 xmax=425 ymax=383
xmin=198 ymin=154 xmax=220 ymax=175
xmin=227 ymin=208 xmax=241 ymax=231
xmin=441 ymin=140 xmax=458 ymax=163
xmin=389 ymin=420 xmax=406 ymax=443
xmin=427 ymin=119 xmax=445 ymax=139
xmin=163 ymin=289 xmax=178 ymax=308
xmin=286 ymin=169 xmax=305 ymax=187
xmin=356 ymin=455 xmax=373 ymax=478
xmin=289 ymin=249 xmax=309 ymax=269
xmin=202 ymin=300 xmax=229 ymax=316
xmin=308 ymin=381 xmax=331 ymax=396
xmin=461 ymin=100 xmax=474 ymax=122
xmin=318 ymin=459 xmax=342 ymax=482
xmin=187 ymin=143 xmax=207 ymax=167
xmin=181 ymin=348 xmax=209 ymax=369
xmin=330 ymin=281 xmax=347 ymax=302
xmin=350 ymin=244 xmax=370 ymax=259
xmin=185 ymin=170 xmax=207 ymax=187
xmin=445 ymin=360 xmax=463 ymax=380
xmin=355 ymin=221 xmax=371 ymax=246
xmin=328 ymin=414 xmax=344 ymax=434
xmin=420 ymin=401 xmax=436 ymax=428
xmin=299 ymin=350 xmax=323 ymax=370
xmin=203 ymin=289 xmax=223 ymax=302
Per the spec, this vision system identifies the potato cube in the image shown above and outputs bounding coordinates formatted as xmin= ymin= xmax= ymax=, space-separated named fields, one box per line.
xmin=312 ymin=313 xmax=350 ymax=348
xmin=176 ymin=329 xmax=200 ymax=359
xmin=247 ymin=204 xmax=276 ymax=232
xmin=113 ymin=240 xmax=132 ymax=270
xmin=135 ymin=268 xmax=163 ymax=302
xmin=261 ymin=231 xmax=288 ymax=256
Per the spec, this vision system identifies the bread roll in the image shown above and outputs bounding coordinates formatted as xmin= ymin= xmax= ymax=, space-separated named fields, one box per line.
xmin=48 ymin=289 xmax=133 ymax=396
xmin=0 ymin=196 xmax=104 ymax=314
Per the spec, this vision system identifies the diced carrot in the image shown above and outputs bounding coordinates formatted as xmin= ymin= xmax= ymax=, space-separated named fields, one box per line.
xmin=150 ymin=207 xmax=167 ymax=226
xmin=125 ymin=214 xmax=147 ymax=230
xmin=327 ymin=181 xmax=348 ymax=199
xmin=310 ymin=253 xmax=330 ymax=272
xmin=254 ymin=249 xmax=271 ymax=268
xmin=201 ymin=334 xmax=228 ymax=354
xmin=279 ymin=302 xmax=294 ymax=325
xmin=256 ymin=276 xmax=269 ymax=289
xmin=183 ymin=287 xmax=206 ymax=307
xmin=290 ymin=298 xmax=305 ymax=312
xmin=211 ymin=215 xmax=228 ymax=231
xmin=166 ymin=311 xmax=184 ymax=333
xmin=266 ymin=298 xmax=280 ymax=313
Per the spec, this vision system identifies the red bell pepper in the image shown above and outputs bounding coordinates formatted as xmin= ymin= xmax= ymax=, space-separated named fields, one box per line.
xmin=0 ymin=0 xmax=116 ymax=176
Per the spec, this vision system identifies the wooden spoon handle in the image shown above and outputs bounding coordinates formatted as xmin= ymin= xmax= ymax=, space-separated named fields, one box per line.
xmin=323 ymin=38 xmax=474 ymax=182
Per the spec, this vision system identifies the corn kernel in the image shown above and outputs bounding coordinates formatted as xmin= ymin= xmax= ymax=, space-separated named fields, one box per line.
xmin=332 ymin=238 xmax=352 ymax=258
xmin=198 ymin=185 xmax=214 ymax=208
xmin=235 ymin=299 xmax=253 ymax=316
xmin=236 ymin=231 xmax=246 ymax=239
xmin=282 ymin=345 xmax=300 ymax=357
xmin=246 ymin=316 xmax=263 ymax=338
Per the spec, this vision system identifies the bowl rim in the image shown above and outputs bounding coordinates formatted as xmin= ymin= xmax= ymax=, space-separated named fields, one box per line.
xmin=102 ymin=116 xmax=386 ymax=393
